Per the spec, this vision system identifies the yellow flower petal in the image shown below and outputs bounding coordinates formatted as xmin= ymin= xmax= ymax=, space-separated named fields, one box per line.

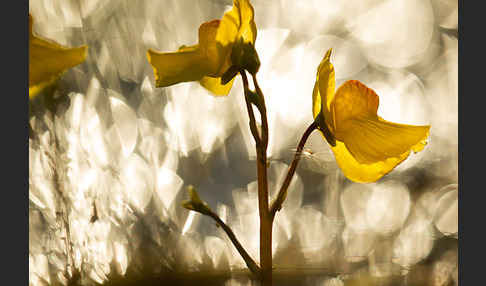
xmin=146 ymin=20 xmax=226 ymax=88
xmin=200 ymin=76 xmax=235 ymax=96
xmin=340 ymin=117 xmax=430 ymax=164
xmin=314 ymin=48 xmax=336 ymax=132
xmin=331 ymin=140 xmax=410 ymax=183
xmin=331 ymin=116 xmax=430 ymax=182
xmin=214 ymin=0 xmax=257 ymax=77
xmin=179 ymin=36 xmax=235 ymax=96
xmin=216 ymin=0 xmax=257 ymax=46
xmin=29 ymin=14 xmax=88 ymax=100
xmin=312 ymin=48 xmax=337 ymax=145
xmin=312 ymin=81 xmax=320 ymax=119
xmin=147 ymin=48 xmax=209 ymax=87
xmin=237 ymin=0 xmax=257 ymax=44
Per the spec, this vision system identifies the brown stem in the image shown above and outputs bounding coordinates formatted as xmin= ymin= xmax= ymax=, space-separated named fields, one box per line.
xmin=240 ymin=72 xmax=272 ymax=285
xmin=251 ymin=74 xmax=269 ymax=150
xmin=240 ymin=71 xmax=261 ymax=145
xmin=270 ymin=121 xmax=318 ymax=218
xmin=207 ymin=211 xmax=261 ymax=276
xmin=249 ymin=74 xmax=272 ymax=286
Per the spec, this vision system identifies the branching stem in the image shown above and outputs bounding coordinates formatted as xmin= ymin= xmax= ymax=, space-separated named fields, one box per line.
xmin=270 ymin=121 xmax=318 ymax=219
xmin=233 ymin=71 xmax=317 ymax=285
xmin=240 ymin=71 xmax=272 ymax=285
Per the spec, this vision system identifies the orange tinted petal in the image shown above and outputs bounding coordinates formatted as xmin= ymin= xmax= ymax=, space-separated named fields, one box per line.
xmin=199 ymin=20 xmax=231 ymax=76
xmin=331 ymin=80 xmax=379 ymax=136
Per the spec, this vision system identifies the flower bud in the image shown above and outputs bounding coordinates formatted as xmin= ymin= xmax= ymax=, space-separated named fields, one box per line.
xmin=181 ymin=185 xmax=213 ymax=216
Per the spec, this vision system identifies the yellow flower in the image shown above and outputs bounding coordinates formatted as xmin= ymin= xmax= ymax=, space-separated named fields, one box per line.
xmin=312 ymin=49 xmax=430 ymax=183
xmin=29 ymin=14 xmax=88 ymax=100
xmin=146 ymin=0 xmax=257 ymax=96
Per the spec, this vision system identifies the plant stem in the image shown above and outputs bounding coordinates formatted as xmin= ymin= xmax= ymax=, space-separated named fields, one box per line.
xmin=251 ymin=74 xmax=269 ymax=149
xmin=270 ymin=121 xmax=318 ymax=219
xmin=250 ymin=73 xmax=272 ymax=286
xmin=241 ymin=71 xmax=272 ymax=285
xmin=206 ymin=210 xmax=261 ymax=276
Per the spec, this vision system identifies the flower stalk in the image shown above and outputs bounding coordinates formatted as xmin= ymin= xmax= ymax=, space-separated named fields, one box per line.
xmin=182 ymin=186 xmax=261 ymax=276
xmin=240 ymin=69 xmax=317 ymax=285
xmin=270 ymin=121 xmax=318 ymax=218
xmin=240 ymin=71 xmax=273 ymax=285
xmin=207 ymin=211 xmax=261 ymax=276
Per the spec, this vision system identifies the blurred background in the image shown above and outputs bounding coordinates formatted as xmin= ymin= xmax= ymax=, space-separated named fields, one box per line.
xmin=28 ymin=0 xmax=458 ymax=285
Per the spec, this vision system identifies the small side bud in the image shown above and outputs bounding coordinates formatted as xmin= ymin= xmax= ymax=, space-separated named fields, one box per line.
xmin=181 ymin=185 xmax=213 ymax=216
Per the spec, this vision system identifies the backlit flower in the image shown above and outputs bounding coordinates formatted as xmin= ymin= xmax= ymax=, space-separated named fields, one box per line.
xmin=312 ymin=49 xmax=430 ymax=183
xmin=29 ymin=14 xmax=88 ymax=100
xmin=146 ymin=0 xmax=257 ymax=96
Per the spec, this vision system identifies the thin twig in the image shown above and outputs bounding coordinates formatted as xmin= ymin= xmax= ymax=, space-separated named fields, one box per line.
xmin=206 ymin=210 xmax=262 ymax=277
xmin=270 ymin=121 xmax=318 ymax=218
